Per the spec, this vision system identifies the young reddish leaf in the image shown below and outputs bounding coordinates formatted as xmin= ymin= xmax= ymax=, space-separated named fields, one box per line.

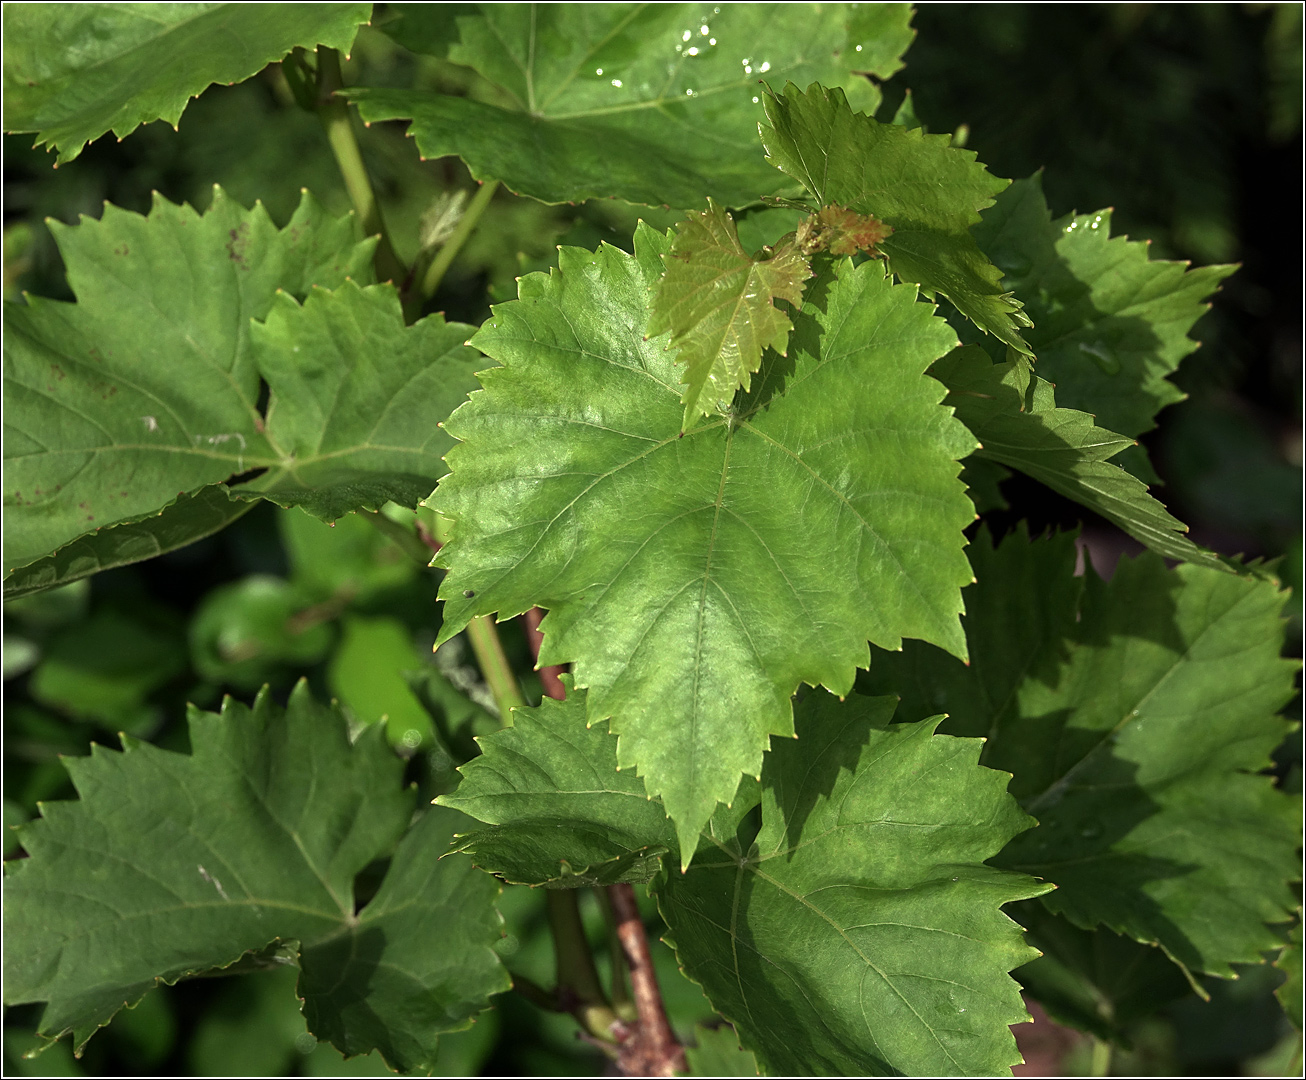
xmin=761 ymin=82 xmax=1033 ymax=354
xmin=811 ymin=204 xmax=894 ymax=255
xmin=648 ymin=199 xmax=812 ymax=430
xmin=349 ymin=4 xmax=915 ymax=209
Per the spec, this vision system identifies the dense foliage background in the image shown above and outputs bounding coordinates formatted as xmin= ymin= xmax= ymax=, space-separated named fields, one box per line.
xmin=4 ymin=5 xmax=1300 ymax=1075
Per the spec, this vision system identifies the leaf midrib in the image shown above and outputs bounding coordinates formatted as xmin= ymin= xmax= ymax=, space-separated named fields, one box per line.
xmin=696 ymin=832 xmax=965 ymax=1071
xmin=1022 ymin=583 xmax=1258 ymax=816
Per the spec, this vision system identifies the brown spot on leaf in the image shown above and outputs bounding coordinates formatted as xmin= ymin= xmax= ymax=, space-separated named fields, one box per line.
xmin=226 ymin=222 xmax=251 ymax=268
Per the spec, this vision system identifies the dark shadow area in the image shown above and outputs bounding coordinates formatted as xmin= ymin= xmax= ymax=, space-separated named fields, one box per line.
xmin=659 ymin=865 xmax=901 ymax=1077
xmin=1011 ymin=900 xmax=1195 ymax=1042
xmin=771 ymin=689 xmax=884 ymax=859
xmin=734 ymin=257 xmax=833 ymax=421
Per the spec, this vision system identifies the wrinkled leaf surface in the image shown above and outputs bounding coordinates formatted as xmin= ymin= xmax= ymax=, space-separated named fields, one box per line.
xmin=432 ymin=227 xmax=977 ymax=857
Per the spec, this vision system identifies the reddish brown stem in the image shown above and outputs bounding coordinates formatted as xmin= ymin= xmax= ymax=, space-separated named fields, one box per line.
xmin=519 ymin=606 xmax=683 ymax=1075
xmin=609 ymin=883 xmax=687 ymax=1077
xmin=521 ymin=606 xmax=567 ymax=700
xmin=415 ymin=520 xmax=441 ymax=555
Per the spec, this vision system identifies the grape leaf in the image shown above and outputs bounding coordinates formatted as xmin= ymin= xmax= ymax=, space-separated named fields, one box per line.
xmin=658 ymin=690 xmax=1050 ymax=1077
xmin=232 ymin=281 xmax=484 ymax=519
xmin=932 ymin=345 xmax=1224 ymax=570
xmin=3 ymin=189 xmax=481 ymax=581
xmin=1277 ymin=918 xmax=1303 ymax=1029
xmin=2 ymin=3 xmax=372 ymax=163
xmin=432 ymin=226 xmax=977 ymax=859
xmin=864 ymin=528 xmax=1301 ymax=980
xmin=2 ymin=486 xmax=252 ymax=601
xmin=3 ymin=188 xmax=371 ymax=573
xmin=189 ymin=576 xmax=333 ymax=690
xmin=648 ymin=200 xmax=812 ymax=430
xmin=972 ymin=174 xmax=1237 ymax=439
xmin=1009 ymin=901 xmax=1193 ymax=1042
xmin=683 ymin=1023 xmax=760 ymax=1077
xmin=349 ymin=3 xmax=913 ymax=207
xmin=298 ymin=806 xmax=508 ymax=1070
xmin=760 ymin=82 xmax=1033 ymax=354
xmin=2 ymin=683 xmax=509 ymax=1070
xmin=811 ymin=205 xmax=895 ymax=256
xmin=439 ymin=677 xmax=675 ymax=887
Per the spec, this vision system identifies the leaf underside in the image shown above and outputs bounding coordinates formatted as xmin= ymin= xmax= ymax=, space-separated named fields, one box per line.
xmin=2 ymin=485 xmax=253 ymax=601
xmin=2 ymin=3 xmax=372 ymax=162
xmin=933 ymin=345 xmax=1224 ymax=570
xmin=432 ymin=225 xmax=978 ymax=857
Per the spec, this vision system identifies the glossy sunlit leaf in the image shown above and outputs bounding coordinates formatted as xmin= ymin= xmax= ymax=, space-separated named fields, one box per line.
xmin=352 ymin=3 xmax=913 ymax=207
xmin=439 ymin=677 xmax=675 ymax=887
xmin=2 ymin=486 xmax=252 ymax=601
xmin=432 ymin=226 xmax=977 ymax=858
xmin=865 ymin=528 xmax=1300 ymax=981
xmin=3 ymin=189 xmax=482 ymax=583
xmin=648 ymin=200 xmax=811 ymax=429
xmin=760 ymin=82 xmax=1033 ymax=353
xmin=972 ymin=174 xmax=1237 ymax=439
xmin=2 ymin=3 xmax=371 ymax=162
xmin=659 ymin=691 xmax=1049 ymax=1077
xmin=2 ymin=684 xmax=509 ymax=1070
xmin=933 ymin=345 xmax=1224 ymax=569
